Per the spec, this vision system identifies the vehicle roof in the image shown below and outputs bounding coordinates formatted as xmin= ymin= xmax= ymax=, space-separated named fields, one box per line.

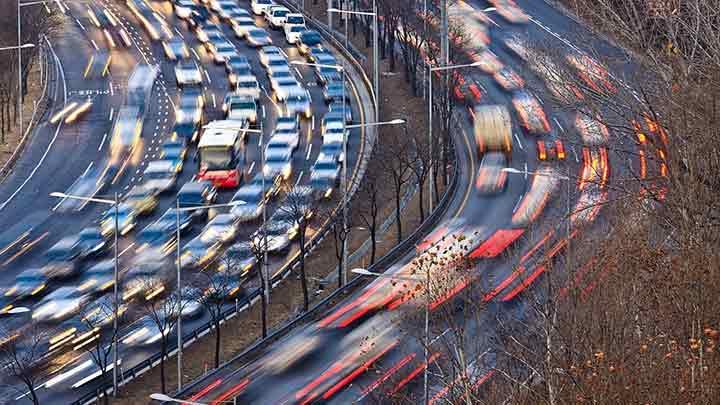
xmin=199 ymin=131 xmax=240 ymax=147
xmin=145 ymin=160 xmax=176 ymax=172
xmin=179 ymin=180 xmax=212 ymax=193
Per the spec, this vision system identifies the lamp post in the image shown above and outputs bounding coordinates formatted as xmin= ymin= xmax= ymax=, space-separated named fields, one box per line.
xmin=173 ymin=199 xmax=245 ymax=391
xmin=427 ymin=60 xmax=483 ymax=212
xmin=150 ymin=392 xmax=237 ymax=405
xmin=327 ymin=6 xmax=379 ymax=122
xmin=352 ymin=267 xmax=431 ymax=404
xmin=49 ymin=191 xmax=121 ymax=397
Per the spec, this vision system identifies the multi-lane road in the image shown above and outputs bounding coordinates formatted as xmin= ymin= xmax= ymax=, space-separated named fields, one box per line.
xmin=171 ymin=0 xmax=665 ymax=403
xmin=0 ymin=0 xmax=375 ymax=403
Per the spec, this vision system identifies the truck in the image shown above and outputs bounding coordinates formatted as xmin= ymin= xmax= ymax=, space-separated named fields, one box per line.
xmin=473 ymin=104 xmax=513 ymax=156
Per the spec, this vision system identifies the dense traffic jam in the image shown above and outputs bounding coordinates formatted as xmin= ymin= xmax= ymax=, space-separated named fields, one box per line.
xmin=0 ymin=0 xmax=356 ymax=389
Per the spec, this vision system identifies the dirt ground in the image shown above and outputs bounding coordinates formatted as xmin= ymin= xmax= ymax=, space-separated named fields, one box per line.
xmin=111 ymin=9 xmax=444 ymax=404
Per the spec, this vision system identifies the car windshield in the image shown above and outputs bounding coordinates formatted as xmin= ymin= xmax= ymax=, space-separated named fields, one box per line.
xmin=238 ymin=81 xmax=256 ymax=88
xmin=235 ymin=189 xmax=262 ymax=203
xmin=179 ymin=191 xmax=203 ymax=205
xmin=145 ymin=169 xmax=171 ymax=180
xmin=267 ymin=154 xmax=289 ymax=163
xmin=17 ymin=272 xmax=43 ymax=282
xmin=47 ymin=246 xmax=74 ymax=261
xmin=231 ymin=101 xmax=255 ymax=110
xmin=200 ymin=146 xmax=232 ymax=170
xmin=287 ymin=16 xmax=303 ymax=24
xmin=291 ymin=26 xmax=304 ymax=33
xmin=274 ymin=9 xmax=289 ymax=17
xmin=249 ymin=30 xmax=267 ymax=38
xmin=315 ymin=161 xmax=337 ymax=171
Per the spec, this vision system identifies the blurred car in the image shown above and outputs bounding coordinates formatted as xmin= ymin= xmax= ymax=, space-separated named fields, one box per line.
xmin=271 ymin=128 xmax=300 ymax=151
xmin=4 ymin=268 xmax=48 ymax=300
xmin=321 ymin=111 xmax=345 ymax=135
xmin=194 ymin=22 xmax=224 ymax=44
xmin=266 ymin=5 xmax=290 ymax=29
xmin=175 ymin=59 xmax=203 ymax=87
xmin=33 ymin=287 xmax=87 ymax=322
xmin=175 ymin=287 xmax=204 ymax=319
xmin=493 ymin=67 xmax=525 ymax=91
xmin=225 ymin=53 xmax=252 ymax=74
xmin=209 ymin=40 xmax=238 ymax=64
xmin=173 ymin=118 xmax=201 ymax=143
xmin=263 ymin=143 xmax=294 ymax=179
xmin=235 ymin=77 xmax=261 ymax=100
xmin=122 ymin=254 xmax=169 ymax=301
xmin=43 ymin=238 xmax=83 ymax=279
xmin=84 ymin=50 xmax=111 ymax=79
xmin=298 ymin=30 xmax=322 ymax=55
xmin=566 ymin=54 xmax=616 ymax=94
xmin=308 ymin=46 xmax=331 ymax=63
xmin=121 ymin=315 xmax=173 ymax=346
xmin=224 ymin=241 xmax=257 ymax=276
xmin=125 ymin=185 xmax=159 ymax=215
xmin=174 ymin=0 xmax=197 ymax=19
xmin=232 ymin=16 xmax=256 ymax=38
xmin=143 ymin=160 xmax=178 ymax=193
xmin=491 ymin=0 xmax=529 ymax=24
xmin=276 ymin=115 xmax=299 ymax=131
xmin=281 ymin=88 xmax=312 ymax=118
xmin=54 ymin=166 xmax=105 ymax=212
xmin=328 ymin=101 xmax=352 ymax=123
xmin=475 ymin=152 xmax=508 ymax=194
xmin=252 ymin=220 xmax=293 ymax=253
xmin=205 ymin=269 xmax=245 ymax=299
xmin=201 ymin=213 xmax=239 ymax=244
xmin=220 ymin=5 xmax=250 ymax=21
xmin=310 ymin=155 xmax=341 ymax=198
xmin=285 ymin=25 xmax=305 ymax=44
xmin=160 ymin=137 xmax=187 ymax=173
xmin=180 ymin=236 xmax=223 ymax=270
xmin=251 ymin=0 xmax=274 ymax=15
xmin=247 ymin=28 xmax=272 ymax=47
xmin=178 ymin=86 xmax=204 ymax=121
xmin=472 ymin=49 xmax=503 ymax=74
xmin=319 ymin=140 xmax=344 ymax=163
xmin=137 ymin=222 xmax=177 ymax=255
xmin=265 ymin=54 xmax=291 ymax=76
xmin=100 ymin=203 xmax=138 ymax=236
xmin=503 ymin=35 xmax=531 ymax=61
xmin=77 ymin=260 xmax=115 ymax=295
xmin=259 ymin=46 xmax=284 ymax=67
xmin=226 ymin=95 xmax=258 ymax=124
xmin=178 ymin=180 xmax=218 ymax=213
xmin=162 ymin=36 xmax=189 ymax=60
xmin=78 ymin=227 xmax=109 ymax=256
xmin=511 ymin=91 xmax=551 ymax=135
xmin=230 ymin=185 xmax=265 ymax=221
xmin=249 ymin=172 xmax=282 ymax=198
xmin=323 ymin=81 xmax=346 ymax=103
xmin=271 ymin=76 xmax=301 ymax=101
xmin=537 ymin=140 xmax=566 ymax=161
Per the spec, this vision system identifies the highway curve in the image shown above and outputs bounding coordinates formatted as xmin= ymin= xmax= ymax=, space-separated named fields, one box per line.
xmin=171 ymin=0 xmax=665 ymax=403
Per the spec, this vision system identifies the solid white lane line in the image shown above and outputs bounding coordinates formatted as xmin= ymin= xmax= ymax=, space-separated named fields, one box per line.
xmin=294 ymin=170 xmax=303 ymax=186
xmin=247 ymin=161 xmax=255 ymax=174
xmin=553 ymin=117 xmax=565 ymax=132
xmin=305 ymin=143 xmax=312 ymax=160
xmin=98 ymin=132 xmax=107 ymax=151
xmin=514 ymin=132 xmax=524 ymax=150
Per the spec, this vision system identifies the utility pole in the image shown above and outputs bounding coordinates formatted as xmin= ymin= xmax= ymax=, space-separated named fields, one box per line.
xmin=372 ymin=0 xmax=379 ymax=121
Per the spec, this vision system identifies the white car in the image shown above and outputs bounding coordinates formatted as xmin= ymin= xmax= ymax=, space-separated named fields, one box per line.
xmin=275 ymin=116 xmax=299 ymax=131
xmin=266 ymin=6 xmax=290 ymax=29
xmin=271 ymin=128 xmax=300 ymax=151
xmin=274 ymin=81 xmax=301 ymax=102
xmin=284 ymin=13 xmax=305 ymax=30
xmin=210 ymin=41 xmax=238 ymax=64
xmin=235 ymin=76 xmax=261 ymax=100
xmin=251 ymin=0 xmax=274 ymax=15
xmin=175 ymin=60 xmax=202 ymax=87
xmin=143 ymin=160 xmax=178 ymax=193
xmin=285 ymin=25 xmax=305 ymax=44
xmin=263 ymin=144 xmax=294 ymax=179
xmin=174 ymin=0 xmax=195 ymax=19
xmin=259 ymin=46 xmax=284 ymax=67
xmin=226 ymin=96 xmax=257 ymax=123
xmin=232 ymin=16 xmax=256 ymax=38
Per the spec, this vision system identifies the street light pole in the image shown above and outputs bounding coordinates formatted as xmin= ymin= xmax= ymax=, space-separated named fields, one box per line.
xmin=260 ymin=117 xmax=269 ymax=305
xmin=372 ymin=0 xmax=378 ymax=120
xmin=113 ymin=192 xmax=119 ymax=397
xmin=176 ymin=198 xmax=182 ymax=391
xmin=17 ymin=0 xmax=22 ymax=134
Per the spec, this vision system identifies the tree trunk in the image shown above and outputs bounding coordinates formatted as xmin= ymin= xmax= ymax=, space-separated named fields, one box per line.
xmin=214 ymin=319 xmax=221 ymax=368
xmin=159 ymin=338 xmax=167 ymax=393
xmin=369 ymin=227 xmax=377 ymax=265
xmin=28 ymin=387 xmax=39 ymax=405
xmin=395 ymin=181 xmax=403 ymax=243
xmin=260 ymin=286 xmax=267 ymax=338
xmin=299 ymin=227 xmax=309 ymax=311
xmin=418 ymin=177 xmax=425 ymax=222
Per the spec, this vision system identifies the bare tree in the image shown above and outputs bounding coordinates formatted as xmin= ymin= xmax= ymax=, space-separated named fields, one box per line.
xmin=379 ymin=128 xmax=414 ymax=244
xmin=77 ymin=297 xmax=126 ymax=405
xmin=0 ymin=323 xmax=48 ymax=405
xmin=408 ymin=130 xmax=431 ymax=222
xmin=278 ymin=185 xmax=317 ymax=311
xmin=249 ymin=233 xmax=270 ymax=339
xmin=356 ymin=162 xmax=383 ymax=265
xmin=138 ymin=286 xmax=184 ymax=394
xmin=328 ymin=207 xmax=349 ymax=289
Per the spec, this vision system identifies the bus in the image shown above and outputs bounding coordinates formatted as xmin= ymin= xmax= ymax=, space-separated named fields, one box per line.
xmin=196 ymin=121 xmax=247 ymax=188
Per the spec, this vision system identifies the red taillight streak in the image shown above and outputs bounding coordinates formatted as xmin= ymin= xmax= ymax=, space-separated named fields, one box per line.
xmin=388 ymin=353 xmax=441 ymax=396
xmin=599 ymin=147 xmax=610 ymax=186
xmin=429 ymin=369 xmax=495 ymax=405
xmin=321 ymin=342 xmax=398 ymax=400
xmin=483 ymin=266 xmax=525 ymax=302
xmin=469 ymin=228 xmax=525 ymax=259
xmin=295 ymin=352 xmax=361 ymax=402
xmin=639 ymin=150 xmax=647 ymax=179
xmin=318 ymin=277 xmax=391 ymax=327
xmin=501 ymin=265 xmax=547 ymax=302
xmin=338 ymin=292 xmax=398 ymax=327
xmin=559 ymin=259 xmax=596 ymax=299
xmin=362 ymin=353 xmax=416 ymax=396
xmin=519 ymin=230 xmax=553 ymax=264
xmin=469 ymin=84 xmax=482 ymax=101
xmin=210 ymin=379 xmax=249 ymax=405
xmin=386 ymin=289 xmax=415 ymax=311
xmin=189 ymin=378 xmax=223 ymax=401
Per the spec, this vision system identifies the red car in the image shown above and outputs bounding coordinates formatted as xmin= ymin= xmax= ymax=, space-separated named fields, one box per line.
xmin=537 ymin=140 xmax=566 ymax=161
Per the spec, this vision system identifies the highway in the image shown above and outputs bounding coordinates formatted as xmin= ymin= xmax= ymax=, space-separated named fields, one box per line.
xmin=0 ymin=0 xmax=374 ymax=403
xmin=171 ymin=0 xmax=666 ymax=403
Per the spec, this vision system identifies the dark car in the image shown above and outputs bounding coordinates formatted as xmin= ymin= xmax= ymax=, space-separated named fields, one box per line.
xmin=42 ymin=238 xmax=83 ymax=279
xmin=323 ymin=81 xmax=346 ymax=103
xmin=78 ymin=227 xmax=109 ymax=257
xmin=4 ymin=268 xmax=48 ymax=300
xmin=298 ymin=30 xmax=322 ymax=55
xmin=177 ymin=180 xmax=218 ymax=214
